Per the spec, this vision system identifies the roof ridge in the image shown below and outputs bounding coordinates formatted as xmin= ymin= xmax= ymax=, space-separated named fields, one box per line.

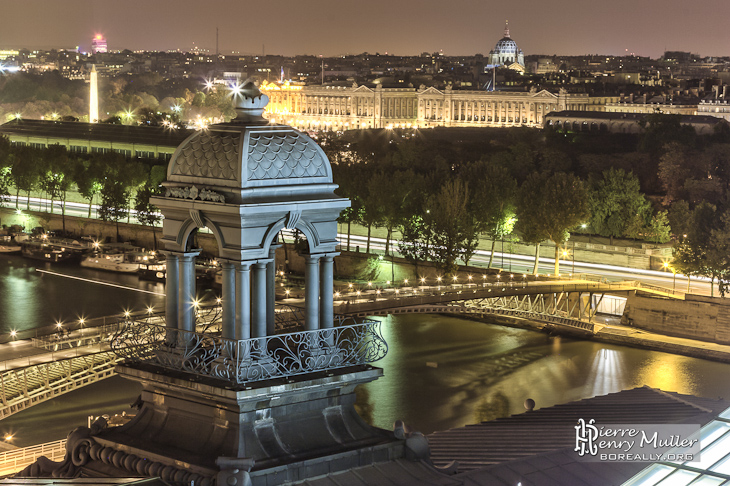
xmin=644 ymin=386 xmax=714 ymax=413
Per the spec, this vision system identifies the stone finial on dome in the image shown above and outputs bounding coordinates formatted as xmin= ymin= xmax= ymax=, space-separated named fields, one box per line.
xmin=504 ymin=20 xmax=510 ymax=38
xmin=233 ymin=79 xmax=270 ymax=123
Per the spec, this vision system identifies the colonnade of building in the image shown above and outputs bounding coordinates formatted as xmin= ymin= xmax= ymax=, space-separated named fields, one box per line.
xmin=263 ymin=83 xmax=590 ymax=129
xmin=162 ymin=248 xmax=339 ymax=342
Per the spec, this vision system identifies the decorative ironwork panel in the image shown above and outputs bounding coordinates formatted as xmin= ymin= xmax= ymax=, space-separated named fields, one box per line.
xmin=110 ymin=318 xmax=387 ymax=385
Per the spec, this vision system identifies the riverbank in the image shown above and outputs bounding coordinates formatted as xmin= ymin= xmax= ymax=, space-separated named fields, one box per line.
xmin=459 ymin=312 xmax=730 ymax=364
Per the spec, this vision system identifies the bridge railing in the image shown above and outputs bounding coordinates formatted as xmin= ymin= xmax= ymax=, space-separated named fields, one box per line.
xmin=110 ymin=315 xmax=387 ymax=385
xmin=0 ymin=439 xmax=67 ymax=477
xmin=332 ymin=279 xmax=638 ymax=305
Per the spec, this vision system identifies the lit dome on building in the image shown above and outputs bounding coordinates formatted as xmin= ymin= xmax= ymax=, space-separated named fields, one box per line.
xmin=488 ymin=21 xmax=524 ymax=68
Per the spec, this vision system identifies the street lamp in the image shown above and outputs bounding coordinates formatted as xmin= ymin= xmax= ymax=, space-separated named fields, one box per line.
xmin=663 ymin=262 xmax=677 ymax=292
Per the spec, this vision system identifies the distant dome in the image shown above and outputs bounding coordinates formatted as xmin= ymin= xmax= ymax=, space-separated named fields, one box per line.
xmin=488 ymin=21 xmax=524 ymax=67
xmin=494 ymin=38 xmax=519 ymax=55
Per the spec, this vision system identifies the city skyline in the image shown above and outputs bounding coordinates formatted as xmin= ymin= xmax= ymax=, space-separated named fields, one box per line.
xmin=1 ymin=0 xmax=729 ymax=59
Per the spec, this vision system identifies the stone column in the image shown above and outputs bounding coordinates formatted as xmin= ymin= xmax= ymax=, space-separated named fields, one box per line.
xmin=178 ymin=251 xmax=200 ymax=333
xmin=235 ymin=262 xmax=252 ymax=340
xmin=252 ymin=262 xmax=268 ymax=338
xmin=162 ymin=252 xmax=179 ymax=331
xmin=304 ymin=254 xmax=321 ymax=331
xmin=319 ymin=255 xmax=336 ymax=330
xmin=267 ymin=245 xmax=279 ymax=336
xmin=221 ymin=261 xmax=236 ymax=340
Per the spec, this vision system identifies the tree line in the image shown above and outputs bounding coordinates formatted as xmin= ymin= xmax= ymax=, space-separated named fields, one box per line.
xmin=0 ymin=136 xmax=163 ymax=241
xmin=324 ymin=127 xmax=673 ymax=278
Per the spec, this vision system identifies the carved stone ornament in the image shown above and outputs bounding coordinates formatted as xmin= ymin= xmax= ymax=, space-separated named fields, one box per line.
xmin=165 ymin=185 xmax=225 ymax=203
xmin=285 ymin=210 xmax=302 ymax=230
xmin=16 ymin=417 xmax=214 ymax=486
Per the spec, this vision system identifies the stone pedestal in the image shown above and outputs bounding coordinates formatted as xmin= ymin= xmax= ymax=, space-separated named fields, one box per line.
xmin=25 ymin=364 xmax=404 ymax=486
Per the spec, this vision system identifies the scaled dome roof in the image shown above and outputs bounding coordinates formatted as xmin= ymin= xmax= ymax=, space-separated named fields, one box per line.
xmin=166 ymin=81 xmax=332 ymax=191
xmin=493 ymin=38 xmax=519 ymax=54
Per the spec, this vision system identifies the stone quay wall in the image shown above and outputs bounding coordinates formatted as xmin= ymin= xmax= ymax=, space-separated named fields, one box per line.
xmin=623 ymin=292 xmax=730 ymax=344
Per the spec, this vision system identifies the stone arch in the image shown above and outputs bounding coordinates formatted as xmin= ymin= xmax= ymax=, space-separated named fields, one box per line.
xmin=261 ymin=216 xmax=321 ymax=256
xmin=176 ymin=215 xmax=225 ymax=254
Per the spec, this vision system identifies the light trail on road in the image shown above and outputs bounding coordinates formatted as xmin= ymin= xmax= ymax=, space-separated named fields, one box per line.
xmin=35 ymin=270 xmax=165 ymax=296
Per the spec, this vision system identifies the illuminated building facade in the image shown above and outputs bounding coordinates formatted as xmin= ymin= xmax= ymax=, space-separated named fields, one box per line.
xmin=91 ymin=35 xmax=107 ymax=54
xmin=261 ymin=81 xmax=589 ymax=130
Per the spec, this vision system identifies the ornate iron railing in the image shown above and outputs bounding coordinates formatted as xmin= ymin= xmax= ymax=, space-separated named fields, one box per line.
xmin=109 ymin=316 xmax=387 ymax=385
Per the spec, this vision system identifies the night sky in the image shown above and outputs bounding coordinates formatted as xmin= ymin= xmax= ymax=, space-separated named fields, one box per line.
xmin=2 ymin=0 xmax=728 ymax=58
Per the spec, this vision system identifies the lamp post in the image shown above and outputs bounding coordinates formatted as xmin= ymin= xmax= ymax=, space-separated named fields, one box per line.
xmin=663 ymin=262 xmax=677 ymax=293
xmin=572 ymin=240 xmax=576 ymax=275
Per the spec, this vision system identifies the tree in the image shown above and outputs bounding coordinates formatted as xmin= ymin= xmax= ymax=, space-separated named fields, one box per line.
xmin=658 ymin=143 xmax=692 ymax=204
xmin=425 ymin=179 xmax=478 ymax=274
xmin=134 ymin=165 xmax=165 ymax=249
xmin=465 ymin=162 xmax=518 ymax=268
xmin=333 ymin=160 xmax=366 ymax=251
xmin=668 ymin=200 xmax=692 ymax=240
xmin=639 ymin=114 xmax=697 ymax=159
xmin=517 ymin=172 xmax=589 ymax=275
xmin=398 ymin=215 xmax=432 ymax=275
xmin=99 ymin=178 xmax=130 ymax=241
xmin=9 ymin=145 xmax=40 ymax=210
xmin=360 ymin=173 xmax=385 ymax=254
xmin=644 ymin=210 xmax=672 ymax=244
xmin=588 ymin=168 xmax=651 ymax=244
xmin=673 ymin=203 xmax=727 ymax=297
xmin=73 ymin=154 xmax=106 ymax=217
xmin=0 ymin=136 xmax=11 ymax=206
xmin=134 ymin=183 xmax=161 ymax=249
xmin=39 ymin=145 xmax=75 ymax=233
xmin=367 ymin=169 xmax=419 ymax=256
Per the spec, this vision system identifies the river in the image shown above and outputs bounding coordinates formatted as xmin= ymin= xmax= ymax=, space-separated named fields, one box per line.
xmin=1 ymin=257 xmax=730 ymax=446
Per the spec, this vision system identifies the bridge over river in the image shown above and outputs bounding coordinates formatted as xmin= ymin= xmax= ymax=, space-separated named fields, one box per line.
xmin=334 ymin=278 xmax=679 ymax=334
xmin=0 ymin=278 xmax=678 ymax=422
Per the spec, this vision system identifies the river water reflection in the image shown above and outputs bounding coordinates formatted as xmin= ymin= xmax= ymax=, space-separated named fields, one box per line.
xmin=361 ymin=314 xmax=730 ymax=435
xmin=0 ymin=254 xmax=167 ymax=334
xmin=1 ymin=260 xmax=730 ymax=445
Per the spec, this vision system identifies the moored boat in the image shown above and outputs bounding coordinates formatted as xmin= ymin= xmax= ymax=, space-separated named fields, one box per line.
xmin=0 ymin=235 xmax=21 ymax=254
xmin=20 ymin=236 xmax=90 ymax=263
xmin=80 ymin=243 xmax=157 ymax=273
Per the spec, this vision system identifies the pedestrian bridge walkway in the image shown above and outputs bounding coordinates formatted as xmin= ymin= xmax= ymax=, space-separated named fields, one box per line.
xmin=333 ymin=278 xmax=678 ymax=335
xmin=0 ymin=350 xmax=119 ymax=421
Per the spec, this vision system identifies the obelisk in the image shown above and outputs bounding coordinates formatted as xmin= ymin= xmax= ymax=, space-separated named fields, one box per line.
xmin=89 ymin=65 xmax=99 ymax=123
